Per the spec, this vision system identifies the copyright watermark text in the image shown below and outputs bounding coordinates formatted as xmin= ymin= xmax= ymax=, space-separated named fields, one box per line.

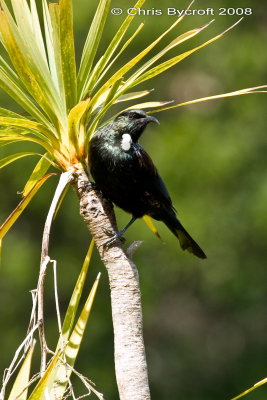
xmin=110 ymin=7 xmax=253 ymax=16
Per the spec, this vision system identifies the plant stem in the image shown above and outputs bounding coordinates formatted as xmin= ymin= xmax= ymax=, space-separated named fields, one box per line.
xmin=39 ymin=171 xmax=73 ymax=374
xmin=72 ymin=169 xmax=151 ymax=400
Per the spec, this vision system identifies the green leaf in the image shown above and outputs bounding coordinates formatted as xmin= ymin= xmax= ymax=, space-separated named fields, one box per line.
xmin=0 ymin=116 xmax=58 ymax=141
xmin=230 ymin=377 xmax=267 ymax=400
xmin=0 ymin=67 xmax=52 ymax=129
xmin=0 ymin=107 xmax=26 ymax=118
xmin=7 ymin=342 xmax=35 ymax=400
xmin=94 ymin=22 xmax=144 ymax=92
xmin=116 ymin=89 xmax=152 ymax=103
xmin=133 ymin=20 xmax=242 ymax=87
xmin=29 ymin=0 xmax=48 ymax=63
xmin=0 ymin=152 xmax=39 ymax=169
xmin=10 ymin=0 xmax=47 ymax=67
xmin=57 ymin=239 xmax=95 ymax=348
xmin=51 ymin=273 xmax=100 ymax=399
xmin=84 ymin=0 xmax=146 ymax=94
xmin=0 ymin=135 xmax=53 ymax=153
xmin=68 ymin=99 xmax=90 ymax=156
xmin=98 ymin=100 xmax=173 ymax=131
xmin=123 ymin=100 xmax=173 ymax=110
xmin=42 ymin=1 xmax=65 ymax=107
xmin=59 ymin=0 xmax=77 ymax=111
xmin=0 ymin=4 xmax=64 ymax=129
xmin=23 ymin=153 xmax=53 ymax=196
xmin=78 ymin=0 xmax=111 ymax=98
xmin=149 ymin=86 xmax=267 ymax=114
xmin=0 ymin=173 xmax=56 ymax=240
xmin=124 ymin=21 xmax=214 ymax=89
xmin=27 ymin=351 xmax=61 ymax=400
xmin=89 ymin=0 xmax=192 ymax=111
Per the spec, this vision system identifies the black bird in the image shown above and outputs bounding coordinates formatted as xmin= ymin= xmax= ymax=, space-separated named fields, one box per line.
xmin=89 ymin=109 xmax=206 ymax=259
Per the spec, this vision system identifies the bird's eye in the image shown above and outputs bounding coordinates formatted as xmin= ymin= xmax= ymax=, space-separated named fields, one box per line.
xmin=128 ymin=112 xmax=141 ymax=120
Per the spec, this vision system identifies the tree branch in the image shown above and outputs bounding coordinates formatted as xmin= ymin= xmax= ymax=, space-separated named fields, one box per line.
xmin=72 ymin=169 xmax=151 ymax=400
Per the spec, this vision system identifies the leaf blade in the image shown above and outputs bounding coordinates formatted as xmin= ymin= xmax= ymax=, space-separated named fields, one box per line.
xmin=7 ymin=342 xmax=35 ymax=400
xmin=59 ymin=0 xmax=77 ymax=111
xmin=0 ymin=152 xmax=39 ymax=169
xmin=0 ymin=173 xmax=56 ymax=240
xmin=78 ymin=0 xmax=111 ymax=98
xmin=23 ymin=153 xmax=53 ymax=196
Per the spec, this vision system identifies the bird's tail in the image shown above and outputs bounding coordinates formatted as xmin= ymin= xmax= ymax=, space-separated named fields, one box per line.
xmin=163 ymin=214 xmax=207 ymax=259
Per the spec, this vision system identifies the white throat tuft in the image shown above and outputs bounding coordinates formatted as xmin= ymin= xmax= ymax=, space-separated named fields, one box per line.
xmin=121 ymin=133 xmax=132 ymax=151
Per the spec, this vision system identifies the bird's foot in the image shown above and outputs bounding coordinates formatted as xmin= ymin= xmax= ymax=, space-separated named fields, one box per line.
xmin=103 ymin=229 xmax=126 ymax=249
xmin=79 ymin=180 xmax=92 ymax=191
xmin=79 ymin=181 xmax=98 ymax=191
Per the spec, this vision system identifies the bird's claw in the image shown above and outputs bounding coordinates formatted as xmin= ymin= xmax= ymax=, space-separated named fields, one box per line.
xmin=103 ymin=230 xmax=126 ymax=249
xmin=79 ymin=181 xmax=98 ymax=191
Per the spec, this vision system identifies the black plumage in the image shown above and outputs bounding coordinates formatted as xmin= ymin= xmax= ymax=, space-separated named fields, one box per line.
xmin=89 ymin=109 xmax=206 ymax=259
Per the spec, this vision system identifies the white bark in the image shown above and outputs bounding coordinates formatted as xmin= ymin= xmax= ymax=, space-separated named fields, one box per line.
xmin=72 ymin=169 xmax=151 ymax=400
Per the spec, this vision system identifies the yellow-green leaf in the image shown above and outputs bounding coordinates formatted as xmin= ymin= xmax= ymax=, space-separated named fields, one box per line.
xmin=0 ymin=5 xmax=64 ymax=128
xmin=59 ymin=0 xmax=77 ymax=111
xmin=0 ymin=152 xmax=39 ymax=169
xmin=0 ymin=173 xmax=56 ymax=240
xmin=27 ymin=351 xmax=61 ymax=400
xmin=51 ymin=273 xmax=100 ymax=399
xmin=78 ymin=0 xmax=111 ymax=98
xmin=57 ymin=239 xmax=95 ymax=348
xmin=23 ymin=153 xmax=53 ymax=196
xmin=68 ymin=99 xmax=90 ymax=156
xmin=134 ymin=20 xmax=242 ymax=86
xmin=116 ymin=89 xmax=152 ymax=103
xmin=85 ymin=0 xmax=146 ymax=93
xmin=90 ymin=10 xmax=186 ymax=112
xmin=124 ymin=20 xmax=214 ymax=91
xmin=7 ymin=342 xmax=35 ymax=400
xmin=149 ymin=86 xmax=267 ymax=114
xmin=230 ymin=377 xmax=267 ymax=400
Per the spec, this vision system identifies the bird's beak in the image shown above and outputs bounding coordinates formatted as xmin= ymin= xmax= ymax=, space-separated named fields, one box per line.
xmin=146 ymin=115 xmax=160 ymax=125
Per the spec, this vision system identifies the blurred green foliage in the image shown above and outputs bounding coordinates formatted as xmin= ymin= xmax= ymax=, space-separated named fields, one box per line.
xmin=1 ymin=0 xmax=267 ymax=399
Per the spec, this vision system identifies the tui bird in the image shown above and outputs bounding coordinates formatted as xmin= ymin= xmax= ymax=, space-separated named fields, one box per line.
xmin=89 ymin=109 xmax=206 ymax=259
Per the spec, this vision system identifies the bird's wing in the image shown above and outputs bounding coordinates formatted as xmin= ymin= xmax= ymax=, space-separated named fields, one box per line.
xmin=133 ymin=144 xmax=175 ymax=212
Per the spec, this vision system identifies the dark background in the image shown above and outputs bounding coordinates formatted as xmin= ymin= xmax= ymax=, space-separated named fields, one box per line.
xmin=1 ymin=0 xmax=267 ymax=399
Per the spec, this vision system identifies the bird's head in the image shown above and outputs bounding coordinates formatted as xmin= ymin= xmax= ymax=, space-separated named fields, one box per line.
xmin=113 ymin=109 xmax=159 ymax=143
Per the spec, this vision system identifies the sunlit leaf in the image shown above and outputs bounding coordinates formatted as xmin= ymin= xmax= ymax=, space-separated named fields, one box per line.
xmin=133 ymin=20 xmax=242 ymax=87
xmin=149 ymin=86 xmax=267 ymax=114
xmin=43 ymin=1 xmax=65 ymax=106
xmin=230 ymin=377 xmax=267 ymax=400
xmin=68 ymin=99 xmax=90 ymax=157
xmin=59 ymin=0 xmax=77 ymax=111
xmin=0 ymin=107 xmax=26 ymax=118
xmin=0 ymin=116 xmax=57 ymax=141
xmin=123 ymin=20 xmax=214 ymax=91
xmin=51 ymin=273 xmax=100 ymax=399
xmin=0 ymin=4 xmax=64 ymax=128
xmin=57 ymin=239 xmax=95 ymax=348
xmin=78 ymin=0 xmax=111 ymax=98
xmin=0 ymin=173 xmax=56 ymax=240
xmin=0 ymin=152 xmax=40 ymax=169
xmin=95 ymin=22 xmax=144 ymax=89
xmin=27 ymin=351 xmax=61 ymax=400
xmin=23 ymin=153 xmax=53 ymax=196
xmin=7 ymin=342 xmax=35 ymax=400
xmin=85 ymin=0 xmax=146 ymax=93
xmin=116 ymin=89 xmax=152 ymax=103
xmin=0 ymin=67 xmax=52 ymax=129
xmin=89 ymin=9 xmax=188 ymax=112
